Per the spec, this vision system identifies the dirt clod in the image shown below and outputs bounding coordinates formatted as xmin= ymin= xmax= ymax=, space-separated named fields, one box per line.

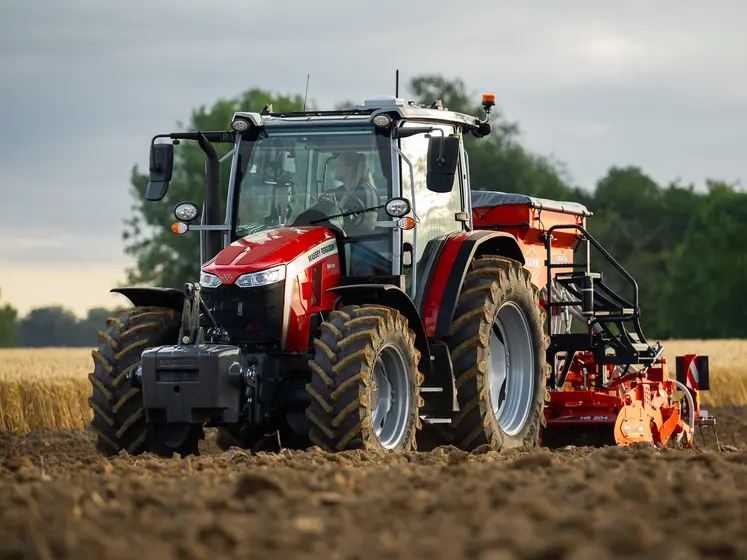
xmin=233 ymin=473 xmax=285 ymax=498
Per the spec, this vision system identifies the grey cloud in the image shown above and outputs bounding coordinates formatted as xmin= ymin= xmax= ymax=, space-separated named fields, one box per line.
xmin=1 ymin=0 xmax=746 ymax=266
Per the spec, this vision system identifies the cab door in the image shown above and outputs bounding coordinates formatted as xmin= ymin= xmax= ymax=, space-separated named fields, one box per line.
xmin=396 ymin=121 xmax=466 ymax=306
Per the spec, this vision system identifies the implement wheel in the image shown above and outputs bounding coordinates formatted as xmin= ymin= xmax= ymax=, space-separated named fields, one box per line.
xmin=446 ymin=255 xmax=549 ymax=451
xmin=305 ymin=304 xmax=423 ymax=452
xmin=88 ymin=306 xmax=204 ymax=457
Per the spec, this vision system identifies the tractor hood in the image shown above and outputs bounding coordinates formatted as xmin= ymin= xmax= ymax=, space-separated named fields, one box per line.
xmin=201 ymin=226 xmax=337 ymax=286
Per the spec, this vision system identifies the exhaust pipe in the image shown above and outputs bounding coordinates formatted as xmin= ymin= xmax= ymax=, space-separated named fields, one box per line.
xmin=196 ymin=133 xmax=222 ymax=264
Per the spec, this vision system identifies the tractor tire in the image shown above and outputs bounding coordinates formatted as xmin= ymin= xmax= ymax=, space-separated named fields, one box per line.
xmin=88 ymin=306 xmax=205 ymax=458
xmin=304 ymin=304 xmax=423 ymax=453
xmin=445 ymin=255 xmax=549 ymax=451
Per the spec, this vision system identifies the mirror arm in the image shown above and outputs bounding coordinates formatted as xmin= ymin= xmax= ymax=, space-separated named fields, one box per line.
xmin=196 ymin=132 xmax=223 ymax=263
xmin=150 ymin=134 xmax=172 ymax=145
xmin=392 ymin=145 xmax=419 ymax=300
xmin=149 ymin=134 xmax=173 ymax=175
xmin=392 ymin=126 xmax=433 ymax=139
xmin=428 ymin=128 xmax=446 ymax=166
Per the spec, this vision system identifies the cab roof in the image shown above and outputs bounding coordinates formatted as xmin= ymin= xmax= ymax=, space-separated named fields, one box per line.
xmin=232 ymin=95 xmax=483 ymax=130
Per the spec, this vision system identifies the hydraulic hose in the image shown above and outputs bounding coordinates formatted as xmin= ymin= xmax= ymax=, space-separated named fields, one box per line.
xmin=673 ymin=379 xmax=696 ymax=434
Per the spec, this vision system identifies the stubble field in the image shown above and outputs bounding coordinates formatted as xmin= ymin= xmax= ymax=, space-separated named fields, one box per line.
xmin=0 ymin=342 xmax=746 ymax=559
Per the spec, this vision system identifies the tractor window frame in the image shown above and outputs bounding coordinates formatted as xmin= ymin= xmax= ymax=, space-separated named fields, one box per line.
xmin=229 ymin=123 xmax=393 ymax=240
xmin=228 ymin=122 xmax=400 ymax=279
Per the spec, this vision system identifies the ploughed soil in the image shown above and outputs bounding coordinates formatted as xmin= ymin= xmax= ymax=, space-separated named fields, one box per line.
xmin=1 ymin=407 xmax=746 ymax=560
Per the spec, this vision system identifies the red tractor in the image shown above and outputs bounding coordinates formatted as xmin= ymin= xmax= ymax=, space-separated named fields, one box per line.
xmin=88 ymin=94 xmax=717 ymax=457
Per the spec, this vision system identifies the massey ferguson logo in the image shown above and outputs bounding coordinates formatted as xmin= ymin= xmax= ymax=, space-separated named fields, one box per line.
xmin=307 ymin=241 xmax=336 ymax=263
xmin=220 ymin=273 xmax=234 ymax=283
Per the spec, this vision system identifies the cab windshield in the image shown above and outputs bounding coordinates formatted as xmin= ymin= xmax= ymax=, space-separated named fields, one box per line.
xmin=234 ymin=123 xmax=392 ymax=238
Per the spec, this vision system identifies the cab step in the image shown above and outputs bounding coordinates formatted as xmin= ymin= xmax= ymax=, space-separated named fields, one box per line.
xmin=419 ymin=415 xmax=452 ymax=424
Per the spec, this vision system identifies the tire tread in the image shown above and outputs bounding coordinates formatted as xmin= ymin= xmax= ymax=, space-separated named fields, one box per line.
xmin=88 ymin=306 xmax=182 ymax=456
xmin=446 ymin=255 xmax=549 ymax=452
xmin=305 ymin=304 xmax=422 ymax=452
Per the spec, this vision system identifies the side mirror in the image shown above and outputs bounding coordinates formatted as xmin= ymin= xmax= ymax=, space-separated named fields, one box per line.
xmin=145 ymin=142 xmax=174 ymax=201
xmin=426 ymin=134 xmax=460 ymax=193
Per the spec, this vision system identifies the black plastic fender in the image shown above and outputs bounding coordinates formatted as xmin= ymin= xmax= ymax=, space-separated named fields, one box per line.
xmin=111 ymin=287 xmax=185 ymax=312
xmin=435 ymin=230 xmax=525 ymax=339
xmin=326 ymin=284 xmax=433 ymax=379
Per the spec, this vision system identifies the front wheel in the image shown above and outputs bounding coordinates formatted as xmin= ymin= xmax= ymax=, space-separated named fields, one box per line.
xmin=87 ymin=306 xmax=205 ymax=457
xmin=445 ymin=255 xmax=549 ymax=451
xmin=305 ymin=304 xmax=423 ymax=452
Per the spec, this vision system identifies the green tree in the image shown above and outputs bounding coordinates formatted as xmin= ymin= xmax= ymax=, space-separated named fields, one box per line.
xmin=585 ymin=166 xmax=665 ymax=335
xmin=124 ymin=88 xmax=306 ymax=289
xmin=15 ymin=306 xmax=82 ymax=347
xmin=662 ymin=180 xmax=747 ymax=338
xmin=586 ymin=167 xmax=703 ymax=338
xmin=0 ymin=289 xmax=17 ymax=347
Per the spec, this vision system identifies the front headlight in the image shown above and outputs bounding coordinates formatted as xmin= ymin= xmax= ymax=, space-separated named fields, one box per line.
xmin=200 ymin=272 xmax=221 ymax=288
xmin=235 ymin=265 xmax=286 ymax=288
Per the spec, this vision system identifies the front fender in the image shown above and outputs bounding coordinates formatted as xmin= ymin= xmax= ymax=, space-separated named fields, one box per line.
xmin=111 ymin=287 xmax=185 ymax=312
xmin=326 ymin=284 xmax=432 ymax=379
xmin=422 ymin=230 xmax=525 ymax=339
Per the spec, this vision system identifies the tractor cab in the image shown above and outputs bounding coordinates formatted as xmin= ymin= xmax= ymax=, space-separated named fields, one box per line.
xmin=149 ymin=95 xmax=495 ymax=308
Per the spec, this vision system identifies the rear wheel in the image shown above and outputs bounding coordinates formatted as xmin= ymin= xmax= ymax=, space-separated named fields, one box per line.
xmin=305 ymin=304 xmax=423 ymax=452
xmin=446 ymin=255 xmax=549 ymax=451
xmin=87 ymin=306 xmax=205 ymax=457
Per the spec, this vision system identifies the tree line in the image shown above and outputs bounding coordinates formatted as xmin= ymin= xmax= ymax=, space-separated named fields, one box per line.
xmin=0 ymin=294 xmax=115 ymax=347
xmin=2 ymin=73 xmax=744 ymax=347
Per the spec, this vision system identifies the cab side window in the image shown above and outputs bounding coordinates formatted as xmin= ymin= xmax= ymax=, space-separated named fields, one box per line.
xmin=397 ymin=122 xmax=464 ymax=298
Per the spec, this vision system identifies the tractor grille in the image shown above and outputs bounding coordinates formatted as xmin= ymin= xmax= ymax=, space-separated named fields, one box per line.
xmin=202 ymin=282 xmax=285 ymax=348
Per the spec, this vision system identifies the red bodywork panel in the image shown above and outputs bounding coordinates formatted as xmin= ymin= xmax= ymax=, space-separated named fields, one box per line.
xmin=205 ymin=227 xmax=335 ymax=282
xmin=471 ymin=198 xmax=585 ymax=291
xmin=202 ymin=226 xmax=341 ymax=352
xmin=423 ymin=193 xmax=585 ymax=337
xmin=422 ymin=195 xmax=588 ymax=338
xmin=422 ymin=231 xmax=470 ymax=337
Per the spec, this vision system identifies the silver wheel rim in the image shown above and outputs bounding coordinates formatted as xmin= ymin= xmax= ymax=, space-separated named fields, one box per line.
xmin=371 ymin=344 xmax=411 ymax=449
xmin=489 ymin=301 xmax=535 ymax=436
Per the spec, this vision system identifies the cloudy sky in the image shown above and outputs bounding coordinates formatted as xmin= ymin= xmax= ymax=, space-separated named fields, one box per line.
xmin=1 ymin=0 xmax=746 ymax=317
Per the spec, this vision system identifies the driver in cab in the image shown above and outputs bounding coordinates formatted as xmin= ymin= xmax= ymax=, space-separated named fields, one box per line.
xmin=333 ymin=151 xmax=379 ymax=234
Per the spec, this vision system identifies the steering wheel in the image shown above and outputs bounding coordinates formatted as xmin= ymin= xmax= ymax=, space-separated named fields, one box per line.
xmin=292 ymin=195 xmax=345 ymax=231
xmin=337 ymin=192 xmax=367 ymax=228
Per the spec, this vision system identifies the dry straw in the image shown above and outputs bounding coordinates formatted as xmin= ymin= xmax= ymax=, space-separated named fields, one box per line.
xmin=0 ymin=340 xmax=744 ymax=434
xmin=0 ymin=348 xmax=93 ymax=433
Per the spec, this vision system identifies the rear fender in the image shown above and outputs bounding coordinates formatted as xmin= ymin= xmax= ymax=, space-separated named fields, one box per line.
xmin=327 ymin=284 xmax=432 ymax=379
xmin=111 ymin=287 xmax=185 ymax=312
xmin=423 ymin=230 xmax=525 ymax=339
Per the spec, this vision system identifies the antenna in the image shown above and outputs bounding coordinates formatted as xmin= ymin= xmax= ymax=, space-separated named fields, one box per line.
xmin=303 ymin=74 xmax=310 ymax=111
xmin=395 ymin=69 xmax=399 ymax=98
